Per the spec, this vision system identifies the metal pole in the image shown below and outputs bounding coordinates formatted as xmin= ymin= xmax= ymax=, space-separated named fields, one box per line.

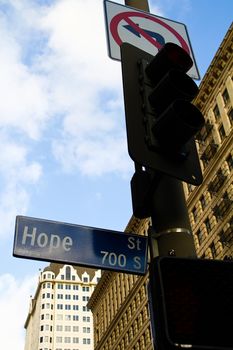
xmin=125 ymin=0 xmax=150 ymax=12
xmin=124 ymin=0 xmax=196 ymax=258
xmin=149 ymin=175 xmax=196 ymax=258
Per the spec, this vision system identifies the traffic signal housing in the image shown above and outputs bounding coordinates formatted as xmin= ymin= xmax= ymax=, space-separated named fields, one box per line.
xmin=149 ymin=257 xmax=233 ymax=350
xmin=121 ymin=42 xmax=205 ymax=185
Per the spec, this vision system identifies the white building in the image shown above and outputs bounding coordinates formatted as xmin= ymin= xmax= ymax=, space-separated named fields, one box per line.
xmin=24 ymin=264 xmax=101 ymax=350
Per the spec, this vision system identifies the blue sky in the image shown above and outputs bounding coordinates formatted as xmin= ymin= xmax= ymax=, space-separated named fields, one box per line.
xmin=0 ymin=0 xmax=232 ymax=348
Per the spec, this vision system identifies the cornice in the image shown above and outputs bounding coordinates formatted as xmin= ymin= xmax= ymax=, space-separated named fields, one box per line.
xmin=194 ymin=23 xmax=233 ymax=111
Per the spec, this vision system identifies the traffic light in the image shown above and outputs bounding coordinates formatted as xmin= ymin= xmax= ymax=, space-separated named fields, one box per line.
xmin=121 ymin=42 xmax=205 ymax=185
xmin=149 ymin=257 xmax=233 ymax=350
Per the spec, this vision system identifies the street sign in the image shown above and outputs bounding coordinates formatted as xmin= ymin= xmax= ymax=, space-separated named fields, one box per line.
xmin=13 ymin=216 xmax=148 ymax=275
xmin=103 ymin=0 xmax=200 ymax=79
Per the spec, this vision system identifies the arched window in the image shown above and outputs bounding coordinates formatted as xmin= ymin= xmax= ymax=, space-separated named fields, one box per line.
xmin=66 ymin=266 xmax=71 ymax=280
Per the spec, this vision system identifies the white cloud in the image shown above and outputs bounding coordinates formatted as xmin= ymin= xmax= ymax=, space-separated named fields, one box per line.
xmin=0 ymin=137 xmax=42 ymax=183
xmin=0 ymin=273 xmax=37 ymax=350
xmin=36 ymin=0 xmax=130 ymax=176
xmin=0 ymin=3 xmax=51 ymax=140
xmin=0 ymin=0 xmax=137 ymax=183
xmin=0 ymin=1 xmax=47 ymax=237
xmin=0 ymin=134 xmax=42 ymax=238
xmin=52 ymin=132 xmax=132 ymax=177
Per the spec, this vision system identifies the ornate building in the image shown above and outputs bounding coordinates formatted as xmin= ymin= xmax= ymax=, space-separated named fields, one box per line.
xmin=184 ymin=23 xmax=233 ymax=260
xmin=24 ymin=264 xmax=101 ymax=350
xmin=88 ymin=23 xmax=233 ymax=350
xmin=88 ymin=218 xmax=152 ymax=350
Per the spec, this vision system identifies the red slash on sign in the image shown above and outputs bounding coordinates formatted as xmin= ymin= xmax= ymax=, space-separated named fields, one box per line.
xmin=110 ymin=11 xmax=190 ymax=54
xmin=104 ymin=0 xmax=200 ymax=79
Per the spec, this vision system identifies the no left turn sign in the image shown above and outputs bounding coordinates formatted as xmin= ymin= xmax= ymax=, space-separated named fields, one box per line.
xmin=104 ymin=0 xmax=200 ymax=80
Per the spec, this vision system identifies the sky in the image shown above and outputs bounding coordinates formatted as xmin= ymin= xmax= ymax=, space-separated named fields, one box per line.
xmin=0 ymin=0 xmax=232 ymax=348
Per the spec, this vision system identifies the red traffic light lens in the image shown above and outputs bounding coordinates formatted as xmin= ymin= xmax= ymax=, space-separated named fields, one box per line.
xmin=145 ymin=42 xmax=193 ymax=85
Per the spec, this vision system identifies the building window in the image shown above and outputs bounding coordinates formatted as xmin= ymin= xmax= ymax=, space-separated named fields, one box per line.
xmin=205 ymin=218 xmax=211 ymax=234
xmin=196 ymin=122 xmax=213 ymax=142
xmin=64 ymin=337 xmax=71 ymax=343
xmin=83 ymin=306 xmax=90 ymax=312
xmin=192 ymin=207 xmax=198 ymax=222
xmin=222 ymin=88 xmax=230 ymax=106
xmin=82 ymin=296 xmax=90 ymax=302
xmin=65 ymin=305 xmax=71 ymax=310
xmin=65 ymin=294 xmax=71 ymax=300
xmin=57 ymin=304 xmax=63 ymax=310
xmin=65 ymin=315 xmax=71 ymax=321
xmin=213 ymin=192 xmax=232 ymax=220
xmin=226 ymin=154 xmax=233 ymax=171
xmin=73 ymin=295 xmax=78 ymax=300
xmin=57 ymin=284 xmax=63 ymax=289
xmin=83 ymin=277 xmax=88 ymax=283
xmin=228 ymin=108 xmax=233 ymax=124
xmin=73 ymin=315 xmax=79 ymax=321
xmin=57 ymin=294 xmax=63 ymax=299
xmin=73 ymin=326 xmax=79 ymax=332
xmin=65 ymin=285 xmax=71 ymax=290
xmin=200 ymin=195 xmax=207 ymax=210
xmin=56 ymin=337 xmax=62 ymax=343
xmin=196 ymin=229 xmax=204 ymax=246
xmin=73 ymin=305 xmax=79 ymax=310
xmin=73 ymin=285 xmax=79 ymax=290
xmin=201 ymin=142 xmax=218 ymax=163
xmin=208 ymin=169 xmax=226 ymax=194
xmin=73 ymin=338 xmax=79 ymax=344
xmin=66 ymin=266 xmax=71 ymax=280
xmin=65 ymin=326 xmax=71 ymax=332
xmin=213 ymin=104 xmax=220 ymax=121
xmin=218 ymin=124 xmax=226 ymax=141
xmin=82 ymin=286 xmax=90 ymax=292
xmin=56 ymin=325 xmax=63 ymax=331
xmin=83 ymin=327 xmax=91 ymax=333
xmin=44 ymin=336 xmax=49 ymax=343
xmin=83 ymin=316 xmax=90 ymax=322
xmin=83 ymin=338 xmax=91 ymax=344
xmin=210 ymin=242 xmax=217 ymax=258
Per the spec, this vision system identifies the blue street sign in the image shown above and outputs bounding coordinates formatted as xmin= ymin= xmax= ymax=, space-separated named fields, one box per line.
xmin=13 ymin=216 xmax=148 ymax=275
